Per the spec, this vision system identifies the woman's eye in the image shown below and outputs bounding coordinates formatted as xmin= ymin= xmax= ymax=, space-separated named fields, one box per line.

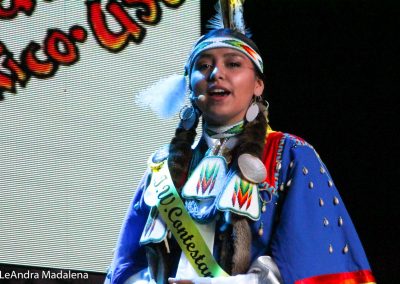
xmin=197 ymin=63 xmax=212 ymax=71
xmin=227 ymin=62 xmax=241 ymax=68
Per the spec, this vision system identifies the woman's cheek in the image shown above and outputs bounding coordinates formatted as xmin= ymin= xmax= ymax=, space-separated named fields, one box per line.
xmin=190 ymin=71 xmax=206 ymax=91
xmin=194 ymin=97 xmax=207 ymax=114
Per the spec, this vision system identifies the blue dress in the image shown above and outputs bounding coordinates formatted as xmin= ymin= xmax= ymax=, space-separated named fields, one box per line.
xmin=105 ymin=131 xmax=375 ymax=284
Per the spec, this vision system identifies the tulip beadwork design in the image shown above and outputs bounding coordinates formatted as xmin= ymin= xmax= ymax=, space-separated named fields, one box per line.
xmin=196 ymin=163 xmax=220 ymax=195
xmin=232 ymin=178 xmax=253 ymax=209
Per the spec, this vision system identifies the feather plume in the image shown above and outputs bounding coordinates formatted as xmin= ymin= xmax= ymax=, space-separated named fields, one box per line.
xmin=206 ymin=2 xmax=224 ymax=31
xmin=136 ymin=74 xmax=187 ymax=118
xmin=230 ymin=0 xmax=246 ymax=34
xmin=207 ymin=0 xmax=252 ymax=37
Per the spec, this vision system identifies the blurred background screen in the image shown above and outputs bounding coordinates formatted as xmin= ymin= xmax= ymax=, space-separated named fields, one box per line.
xmin=0 ymin=0 xmax=200 ymax=273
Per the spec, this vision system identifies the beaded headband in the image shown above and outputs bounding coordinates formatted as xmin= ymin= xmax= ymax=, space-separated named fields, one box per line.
xmin=185 ymin=36 xmax=264 ymax=77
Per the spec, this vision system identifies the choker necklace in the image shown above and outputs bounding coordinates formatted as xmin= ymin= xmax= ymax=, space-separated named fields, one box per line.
xmin=204 ymin=120 xmax=244 ymax=139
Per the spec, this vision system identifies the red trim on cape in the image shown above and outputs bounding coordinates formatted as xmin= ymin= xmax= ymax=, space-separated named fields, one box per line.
xmin=262 ymin=131 xmax=284 ymax=188
xmin=295 ymin=270 xmax=376 ymax=284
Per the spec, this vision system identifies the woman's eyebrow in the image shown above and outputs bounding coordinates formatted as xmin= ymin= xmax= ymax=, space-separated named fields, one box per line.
xmin=196 ymin=52 xmax=245 ymax=60
xmin=223 ymin=52 xmax=245 ymax=59
xmin=196 ymin=53 xmax=213 ymax=60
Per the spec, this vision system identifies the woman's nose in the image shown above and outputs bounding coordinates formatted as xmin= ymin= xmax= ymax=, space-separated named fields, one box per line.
xmin=209 ymin=65 xmax=224 ymax=81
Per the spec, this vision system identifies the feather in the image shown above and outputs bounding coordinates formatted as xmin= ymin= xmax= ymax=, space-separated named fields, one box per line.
xmin=220 ymin=0 xmax=231 ymax=29
xmin=206 ymin=2 xmax=224 ymax=31
xmin=230 ymin=0 xmax=246 ymax=34
xmin=136 ymin=74 xmax=187 ymax=118
xmin=207 ymin=0 xmax=252 ymax=37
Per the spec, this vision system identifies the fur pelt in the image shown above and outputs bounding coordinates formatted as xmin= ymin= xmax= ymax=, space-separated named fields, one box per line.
xmin=231 ymin=215 xmax=253 ymax=275
xmin=218 ymin=225 xmax=234 ymax=273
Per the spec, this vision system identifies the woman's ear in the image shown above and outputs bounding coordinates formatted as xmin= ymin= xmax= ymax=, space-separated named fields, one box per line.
xmin=254 ymin=77 xmax=264 ymax=97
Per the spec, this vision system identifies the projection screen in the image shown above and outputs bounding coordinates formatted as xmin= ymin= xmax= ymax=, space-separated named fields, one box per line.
xmin=0 ymin=0 xmax=200 ymax=273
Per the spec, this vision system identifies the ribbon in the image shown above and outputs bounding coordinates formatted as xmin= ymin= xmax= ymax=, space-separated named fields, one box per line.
xmin=150 ymin=161 xmax=229 ymax=278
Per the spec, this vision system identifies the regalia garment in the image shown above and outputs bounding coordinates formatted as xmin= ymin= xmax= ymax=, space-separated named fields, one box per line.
xmin=105 ymin=130 xmax=375 ymax=284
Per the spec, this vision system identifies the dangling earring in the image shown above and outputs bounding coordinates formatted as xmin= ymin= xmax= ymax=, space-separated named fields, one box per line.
xmin=179 ymin=105 xmax=198 ymax=130
xmin=246 ymin=96 xmax=261 ymax=122
xmin=179 ymin=92 xmax=199 ymax=130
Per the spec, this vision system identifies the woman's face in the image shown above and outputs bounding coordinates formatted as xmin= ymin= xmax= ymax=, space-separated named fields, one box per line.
xmin=190 ymin=47 xmax=264 ymax=126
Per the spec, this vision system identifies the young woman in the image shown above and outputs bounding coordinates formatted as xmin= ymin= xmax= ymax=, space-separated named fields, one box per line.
xmin=104 ymin=7 xmax=375 ymax=284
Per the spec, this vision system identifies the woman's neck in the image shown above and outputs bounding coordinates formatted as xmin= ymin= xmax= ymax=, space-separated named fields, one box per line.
xmin=204 ymin=120 xmax=244 ymax=139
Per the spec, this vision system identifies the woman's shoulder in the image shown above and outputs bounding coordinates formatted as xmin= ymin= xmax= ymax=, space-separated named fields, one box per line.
xmin=266 ymin=130 xmax=313 ymax=149
xmin=148 ymin=144 xmax=170 ymax=164
xmin=264 ymin=130 xmax=325 ymax=177
xmin=260 ymin=130 xmax=320 ymax=191
xmin=264 ymin=130 xmax=317 ymax=162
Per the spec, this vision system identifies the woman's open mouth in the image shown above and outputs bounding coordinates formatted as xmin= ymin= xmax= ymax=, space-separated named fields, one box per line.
xmin=207 ymin=88 xmax=231 ymax=97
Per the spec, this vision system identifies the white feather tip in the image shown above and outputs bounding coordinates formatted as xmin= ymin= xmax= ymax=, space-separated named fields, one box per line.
xmin=136 ymin=74 xmax=187 ymax=118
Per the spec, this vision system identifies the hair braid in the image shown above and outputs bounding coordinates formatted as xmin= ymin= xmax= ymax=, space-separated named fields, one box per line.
xmin=168 ymin=119 xmax=199 ymax=191
xmin=234 ymin=105 xmax=268 ymax=161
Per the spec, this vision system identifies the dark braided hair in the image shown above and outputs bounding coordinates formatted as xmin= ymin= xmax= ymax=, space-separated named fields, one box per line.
xmin=168 ymin=118 xmax=199 ymax=190
xmin=233 ymin=107 xmax=267 ymax=161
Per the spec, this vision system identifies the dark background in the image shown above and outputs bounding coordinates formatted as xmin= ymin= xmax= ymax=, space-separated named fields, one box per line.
xmin=202 ymin=0 xmax=398 ymax=283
